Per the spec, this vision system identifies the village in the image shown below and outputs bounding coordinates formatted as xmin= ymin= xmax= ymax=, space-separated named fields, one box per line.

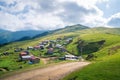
xmin=19 ymin=36 xmax=80 ymax=64
xmin=0 ymin=36 xmax=81 ymax=67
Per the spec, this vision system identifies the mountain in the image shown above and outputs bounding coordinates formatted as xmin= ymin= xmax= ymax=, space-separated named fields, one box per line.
xmin=0 ymin=29 xmax=47 ymax=45
xmin=52 ymin=24 xmax=89 ymax=34
xmin=0 ymin=29 xmax=12 ymax=44
xmin=0 ymin=24 xmax=89 ymax=45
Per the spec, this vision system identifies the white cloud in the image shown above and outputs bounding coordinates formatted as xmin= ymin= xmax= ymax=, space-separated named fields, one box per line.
xmin=0 ymin=0 xmax=111 ymax=31
xmin=0 ymin=11 xmax=25 ymax=31
xmin=0 ymin=0 xmax=16 ymax=4
xmin=107 ymin=13 xmax=120 ymax=27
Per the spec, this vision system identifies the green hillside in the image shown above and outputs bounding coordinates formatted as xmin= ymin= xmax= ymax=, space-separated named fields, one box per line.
xmin=0 ymin=26 xmax=120 ymax=79
xmin=52 ymin=24 xmax=89 ymax=34
xmin=62 ymin=28 xmax=120 ymax=80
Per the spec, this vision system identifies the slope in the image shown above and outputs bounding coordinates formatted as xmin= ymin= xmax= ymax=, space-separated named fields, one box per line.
xmin=0 ymin=25 xmax=120 ymax=79
xmin=52 ymin=24 xmax=89 ymax=34
xmin=63 ymin=50 xmax=120 ymax=80
xmin=62 ymin=29 xmax=120 ymax=80
xmin=0 ymin=29 xmax=47 ymax=45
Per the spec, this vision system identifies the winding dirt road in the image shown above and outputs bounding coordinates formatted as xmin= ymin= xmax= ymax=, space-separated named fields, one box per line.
xmin=1 ymin=62 xmax=90 ymax=80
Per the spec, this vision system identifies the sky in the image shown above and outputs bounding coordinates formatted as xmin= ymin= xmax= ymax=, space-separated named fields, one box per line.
xmin=0 ymin=0 xmax=120 ymax=31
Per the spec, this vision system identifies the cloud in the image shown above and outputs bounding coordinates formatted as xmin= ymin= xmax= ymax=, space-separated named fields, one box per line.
xmin=0 ymin=0 xmax=111 ymax=31
xmin=107 ymin=13 xmax=120 ymax=27
xmin=0 ymin=11 xmax=25 ymax=31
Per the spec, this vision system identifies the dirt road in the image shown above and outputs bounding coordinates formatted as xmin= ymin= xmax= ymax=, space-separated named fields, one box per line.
xmin=1 ymin=62 xmax=90 ymax=80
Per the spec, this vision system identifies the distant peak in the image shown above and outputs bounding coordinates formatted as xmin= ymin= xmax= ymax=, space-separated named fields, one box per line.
xmin=65 ymin=24 xmax=89 ymax=28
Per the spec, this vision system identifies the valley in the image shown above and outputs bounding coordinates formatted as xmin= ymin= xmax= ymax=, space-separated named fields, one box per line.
xmin=0 ymin=24 xmax=120 ymax=80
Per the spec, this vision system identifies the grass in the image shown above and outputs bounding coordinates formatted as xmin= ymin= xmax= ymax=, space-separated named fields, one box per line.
xmin=62 ymin=32 xmax=120 ymax=80
xmin=0 ymin=56 xmax=44 ymax=76
xmin=0 ymin=27 xmax=120 ymax=79
xmin=63 ymin=51 xmax=120 ymax=80
xmin=61 ymin=31 xmax=120 ymax=80
xmin=0 ymin=60 xmax=75 ymax=79
xmin=65 ymin=33 xmax=120 ymax=56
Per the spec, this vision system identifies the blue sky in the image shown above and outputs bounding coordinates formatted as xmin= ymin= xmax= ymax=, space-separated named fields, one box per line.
xmin=0 ymin=0 xmax=120 ymax=31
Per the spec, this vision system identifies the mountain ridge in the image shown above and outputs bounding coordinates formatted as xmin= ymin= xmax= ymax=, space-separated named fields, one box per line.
xmin=0 ymin=29 xmax=47 ymax=45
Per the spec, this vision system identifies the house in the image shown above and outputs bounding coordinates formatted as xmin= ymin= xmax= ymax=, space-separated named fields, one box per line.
xmin=47 ymin=43 xmax=55 ymax=48
xmin=20 ymin=51 xmax=30 ymax=56
xmin=56 ymin=38 xmax=62 ymax=42
xmin=19 ymin=51 xmax=40 ymax=64
xmin=21 ymin=55 xmax=34 ymax=60
xmin=66 ymin=38 xmax=73 ymax=44
xmin=3 ymin=52 xmax=9 ymax=56
xmin=64 ymin=54 xmax=78 ymax=60
xmin=47 ymin=48 xmax=54 ymax=54
xmin=43 ymin=40 xmax=49 ymax=45
xmin=39 ymin=45 xmax=44 ymax=49
xmin=19 ymin=51 xmax=31 ymax=61
xmin=27 ymin=46 xmax=34 ymax=50
xmin=60 ymin=47 xmax=67 ymax=52
xmin=34 ymin=45 xmax=40 ymax=50
xmin=29 ymin=57 xmax=40 ymax=64
xmin=55 ymin=44 xmax=62 ymax=48
xmin=14 ymin=48 xmax=24 ymax=52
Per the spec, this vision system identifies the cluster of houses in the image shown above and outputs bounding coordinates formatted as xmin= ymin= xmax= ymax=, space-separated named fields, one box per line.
xmin=25 ymin=37 xmax=78 ymax=60
xmin=22 ymin=36 xmax=79 ymax=61
xmin=19 ymin=51 xmax=40 ymax=64
xmin=33 ymin=37 xmax=73 ymax=54
xmin=0 ymin=36 xmax=79 ymax=65
xmin=25 ymin=37 xmax=73 ymax=54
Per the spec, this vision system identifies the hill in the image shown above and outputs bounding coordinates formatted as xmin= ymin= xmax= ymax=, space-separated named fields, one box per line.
xmin=0 ymin=29 xmax=47 ymax=45
xmin=52 ymin=24 xmax=89 ymax=34
xmin=0 ymin=25 xmax=120 ymax=80
xmin=62 ymin=28 xmax=120 ymax=80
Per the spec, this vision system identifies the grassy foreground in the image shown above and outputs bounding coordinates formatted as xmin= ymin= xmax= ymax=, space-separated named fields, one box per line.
xmin=63 ymin=51 xmax=120 ymax=80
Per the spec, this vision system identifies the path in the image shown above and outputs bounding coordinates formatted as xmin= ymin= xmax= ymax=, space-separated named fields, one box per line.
xmin=1 ymin=62 xmax=90 ymax=80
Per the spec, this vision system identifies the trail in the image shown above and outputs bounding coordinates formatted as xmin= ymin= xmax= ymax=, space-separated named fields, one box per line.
xmin=1 ymin=62 xmax=90 ymax=80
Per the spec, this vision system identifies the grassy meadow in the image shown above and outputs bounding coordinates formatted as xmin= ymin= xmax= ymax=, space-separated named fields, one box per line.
xmin=0 ymin=27 xmax=120 ymax=80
